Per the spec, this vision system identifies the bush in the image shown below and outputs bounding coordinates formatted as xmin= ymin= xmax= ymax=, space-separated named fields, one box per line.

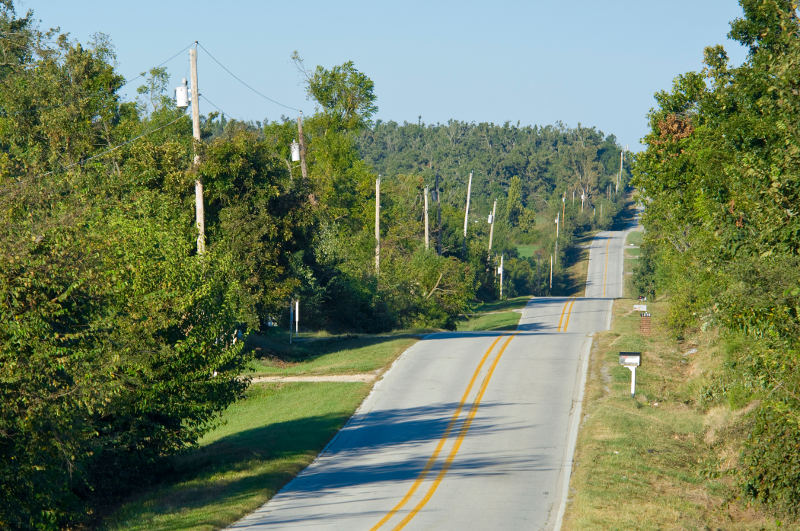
xmin=742 ymin=405 xmax=800 ymax=518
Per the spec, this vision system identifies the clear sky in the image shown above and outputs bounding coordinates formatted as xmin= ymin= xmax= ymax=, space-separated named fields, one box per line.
xmin=20 ymin=0 xmax=748 ymax=151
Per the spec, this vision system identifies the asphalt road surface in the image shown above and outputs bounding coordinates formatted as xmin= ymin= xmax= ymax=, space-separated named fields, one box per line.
xmin=231 ymin=228 xmax=629 ymax=530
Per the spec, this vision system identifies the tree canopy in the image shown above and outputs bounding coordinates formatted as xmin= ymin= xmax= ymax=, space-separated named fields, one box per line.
xmin=632 ymin=0 xmax=800 ymax=517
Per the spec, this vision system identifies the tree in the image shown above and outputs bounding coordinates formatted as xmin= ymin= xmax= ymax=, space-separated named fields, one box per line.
xmin=294 ymin=53 xmax=377 ymax=132
xmin=632 ymin=0 xmax=800 ymax=516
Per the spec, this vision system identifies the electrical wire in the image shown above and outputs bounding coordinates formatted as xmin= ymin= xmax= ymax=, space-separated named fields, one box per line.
xmin=38 ymin=115 xmax=185 ymax=178
xmin=1 ymin=42 xmax=194 ymax=118
xmin=120 ymin=42 xmax=194 ymax=89
xmin=199 ymin=94 xmax=244 ymax=123
xmin=196 ymin=42 xmax=303 ymax=114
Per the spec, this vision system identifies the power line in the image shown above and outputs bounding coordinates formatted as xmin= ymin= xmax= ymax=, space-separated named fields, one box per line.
xmin=38 ymin=115 xmax=185 ymax=178
xmin=1 ymin=42 xmax=194 ymax=118
xmin=196 ymin=41 xmax=303 ymax=114
xmin=199 ymin=93 xmax=244 ymax=123
xmin=120 ymin=42 xmax=194 ymax=90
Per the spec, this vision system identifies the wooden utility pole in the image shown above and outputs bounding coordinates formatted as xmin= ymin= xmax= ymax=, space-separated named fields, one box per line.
xmin=488 ymin=199 xmax=497 ymax=253
xmin=435 ymin=171 xmax=442 ymax=255
xmin=554 ymin=213 xmax=560 ymax=269
xmin=289 ymin=301 xmax=294 ymax=344
xmin=499 ymin=253 xmax=504 ymax=299
xmin=424 ymin=186 xmax=430 ymax=251
xmin=297 ymin=112 xmax=308 ymax=182
xmin=375 ymin=175 xmax=381 ymax=275
xmin=463 ymin=171 xmax=473 ymax=238
xmin=190 ymin=44 xmax=205 ymax=254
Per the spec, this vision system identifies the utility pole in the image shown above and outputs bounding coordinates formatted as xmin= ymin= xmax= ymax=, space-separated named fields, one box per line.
xmin=190 ymin=43 xmax=205 ymax=255
xmin=289 ymin=301 xmax=294 ymax=344
xmin=424 ymin=186 xmax=430 ymax=251
xmin=499 ymin=253 xmax=504 ymax=299
xmin=435 ymin=171 xmax=442 ymax=255
xmin=554 ymin=213 xmax=560 ymax=269
xmin=375 ymin=175 xmax=381 ymax=275
xmin=297 ymin=112 xmax=308 ymax=182
xmin=487 ymin=199 xmax=497 ymax=253
xmin=463 ymin=171 xmax=473 ymax=238
xmin=617 ymin=149 xmax=623 ymax=194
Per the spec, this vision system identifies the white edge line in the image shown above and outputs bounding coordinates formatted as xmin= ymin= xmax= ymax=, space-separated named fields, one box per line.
xmin=553 ymin=334 xmax=593 ymax=531
xmin=227 ymin=340 xmax=424 ymax=528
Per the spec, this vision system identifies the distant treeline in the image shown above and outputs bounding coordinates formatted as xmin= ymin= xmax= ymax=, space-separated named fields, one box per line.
xmin=0 ymin=1 xmax=627 ymax=527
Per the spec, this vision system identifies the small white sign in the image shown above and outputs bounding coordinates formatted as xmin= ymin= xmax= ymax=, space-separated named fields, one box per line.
xmin=633 ymin=304 xmax=647 ymax=311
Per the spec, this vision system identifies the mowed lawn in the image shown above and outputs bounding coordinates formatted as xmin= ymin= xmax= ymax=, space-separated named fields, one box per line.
xmin=104 ymin=302 xmax=525 ymax=529
xmin=105 ymin=382 xmax=370 ymax=530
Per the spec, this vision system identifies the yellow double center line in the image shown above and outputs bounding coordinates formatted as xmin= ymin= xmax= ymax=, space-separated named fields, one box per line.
xmin=371 ymin=333 xmax=517 ymax=530
xmin=557 ymin=297 xmax=577 ymax=332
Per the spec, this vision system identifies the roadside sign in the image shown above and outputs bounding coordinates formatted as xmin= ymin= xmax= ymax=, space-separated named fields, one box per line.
xmin=633 ymin=304 xmax=647 ymax=311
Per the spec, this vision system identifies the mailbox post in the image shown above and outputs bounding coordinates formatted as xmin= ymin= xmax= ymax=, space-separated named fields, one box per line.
xmin=619 ymin=352 xmax=642 ymax=397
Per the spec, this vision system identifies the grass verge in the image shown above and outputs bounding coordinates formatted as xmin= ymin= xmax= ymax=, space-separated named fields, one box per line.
xmin=105 ymin=382 xmax=370 ymax=530
xmin=103 ymin=295 xmax=529 ymax=528
xmin=561 ymin=231 xmax=595 ymax=297
xmin=246 ymin=334 xmax=420 ymax=377
xmin=562 ymin=233 xmax=780 ymax=529
xmin=456 ymin=295 xmax=529 ymax=331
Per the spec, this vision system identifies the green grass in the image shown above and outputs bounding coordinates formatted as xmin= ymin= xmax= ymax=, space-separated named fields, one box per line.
xmin=516 ymin=244 xmax=537 ymax=258
xmin=456 ymin=311 xmax=520 ymax=331
xmin=104 ymin=382 xmax=370 ymax=530
xmin=471 ymin=295 xmax=531 ymax=313
xmin=563 ymin=234 xmax=781 ymax=529
xmin=103 ymin=329 xmax=427 ymax=529
xmin=456 ymin=295 xmax=529 ymax=332
xmin=626 ymin=230 xmax=644 ymax=246
xmin=246 ymin=334 xmax=419 ymax=377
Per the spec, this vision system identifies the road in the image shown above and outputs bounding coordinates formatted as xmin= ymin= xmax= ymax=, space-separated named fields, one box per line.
xmin=230 ymin=228 xmax=629 ymax=530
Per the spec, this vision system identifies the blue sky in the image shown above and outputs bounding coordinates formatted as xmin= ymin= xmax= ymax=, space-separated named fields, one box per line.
xmin=22 ymin=1 xmax=748 ymax=151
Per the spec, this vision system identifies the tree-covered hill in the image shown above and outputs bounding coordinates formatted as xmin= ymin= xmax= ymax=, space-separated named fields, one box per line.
xmin=0 ymin=0 xmax=629 ymax=526
xmin=357 ymin=119 xmax=626 ymax=217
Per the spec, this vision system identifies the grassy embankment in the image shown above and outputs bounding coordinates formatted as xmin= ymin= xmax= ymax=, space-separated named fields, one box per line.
xmin=105 ymin=301 xmax=530 ymax=529
xmin=562 ymin=230 xmax=781 ymax=529
xmin=456 ymin=295 xmax=530 ymax=331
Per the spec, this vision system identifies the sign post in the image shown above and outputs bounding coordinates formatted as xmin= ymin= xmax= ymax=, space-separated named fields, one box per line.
xmin=619 ymin=352 xmax=642 ymax=397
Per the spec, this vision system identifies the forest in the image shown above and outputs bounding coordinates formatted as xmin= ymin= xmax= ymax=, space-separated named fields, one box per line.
xmin=0 ymin=0 xmax=627 ymax=527
xmin=632 ymin=0 xmax=800 ymax=518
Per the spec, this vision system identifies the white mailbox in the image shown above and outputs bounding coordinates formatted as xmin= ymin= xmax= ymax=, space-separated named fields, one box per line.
xmin=619 ymin=351 xmax=641 ymax=397
xmin=619 ymin=352 xmax=641 ymax=367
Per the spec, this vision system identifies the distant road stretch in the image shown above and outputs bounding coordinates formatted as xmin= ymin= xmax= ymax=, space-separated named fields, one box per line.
xmin=231 ymin=227 xmax=630 ymax=530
